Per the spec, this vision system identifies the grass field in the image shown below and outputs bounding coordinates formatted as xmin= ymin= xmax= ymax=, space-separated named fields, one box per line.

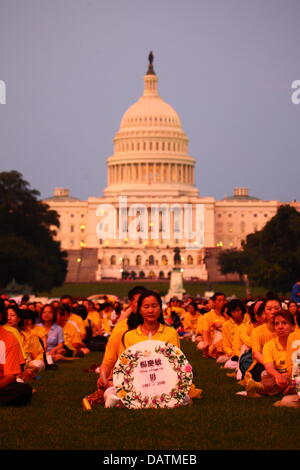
xmin=39 ymin=281 xmax=268 ymax=300
xmin=1 ymin=341 xmax=300 ymax=451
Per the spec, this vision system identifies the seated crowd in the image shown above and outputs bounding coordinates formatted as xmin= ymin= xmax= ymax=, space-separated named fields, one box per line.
xmin=0 ymin=288 xmax=300 ymax=409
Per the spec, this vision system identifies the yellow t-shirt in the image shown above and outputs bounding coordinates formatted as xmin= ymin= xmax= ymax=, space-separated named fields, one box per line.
xmin=263 ymin=337 xmax=288 ymax=373
xmin=63 ymin=321 xmax=82 ymax=351
xmin=84 ymin=310 xmax=102 ymax=336
xmin=196 ymin=315 xmax=203 ymax=335
xmin=202 ymin=309 xmax=226 ymax=341
xmin=3 ymin=325 xmax=26 ymax=360
xmin=238 ymin=322 xmax=254 ymax=349
xmin=251 ymin=323 xmax=277 ymax=354
xmin=222 ymin=318 xmax=248 ymax=356
xmin=22 ymin=330 xmax=44 ymax=361
xmin=164 ymin=306 xmax=186 ymax=321
xmin=100 ymin=313 xmax=111 ymax=335
xmin=183 ymin=312 xmax=200 ymax=334
xmin=32 ymin=324 xmax=47 ymax=341
xmin=120 ymin=324 xmax=180 ymax=356
xmin=70 ymin=313 xmax=86 ymax=338
xmin=101 ymin=319 xmax=129 ymax=370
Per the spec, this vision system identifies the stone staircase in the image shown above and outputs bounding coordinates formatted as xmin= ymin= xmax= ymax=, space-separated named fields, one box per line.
xmin=65 ymin=248 xmax=98 ymax=282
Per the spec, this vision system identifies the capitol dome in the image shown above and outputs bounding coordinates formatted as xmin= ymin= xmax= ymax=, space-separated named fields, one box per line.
xmin=119 ymin=88 xmax=183 ymax=130
xmin=104 ymin=53 xmax=199 ymax=198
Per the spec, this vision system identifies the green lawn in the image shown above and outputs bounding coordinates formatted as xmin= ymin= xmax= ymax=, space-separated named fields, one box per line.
xmin=39 ymin=281 xmax=268 ymax=300
xmin=1 ymin=341 xmax=300 ymax=450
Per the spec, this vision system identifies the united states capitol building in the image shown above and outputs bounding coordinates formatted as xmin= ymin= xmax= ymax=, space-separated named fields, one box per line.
xmin=44 ymin=55 xmax=300 ymax=283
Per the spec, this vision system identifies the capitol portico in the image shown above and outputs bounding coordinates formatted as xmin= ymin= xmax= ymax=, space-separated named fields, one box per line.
xmin=44 ymin=54 xmax=300 ymax=282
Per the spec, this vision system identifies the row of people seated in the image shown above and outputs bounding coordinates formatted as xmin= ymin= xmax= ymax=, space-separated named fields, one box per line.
xmin=0 ymin=293 xmax=125 ymax=406
xmin=2 ymin=288 xmax=300 ymax=409
xmin=186 ymin=293 xmax=300 ymax=406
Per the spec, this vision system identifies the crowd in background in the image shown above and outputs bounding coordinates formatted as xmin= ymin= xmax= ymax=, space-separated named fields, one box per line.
xmin=1 ymin=286 xmax=300 ymax=408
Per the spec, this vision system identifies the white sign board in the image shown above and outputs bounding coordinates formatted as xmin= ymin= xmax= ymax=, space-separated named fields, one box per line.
xmin=113 ymin=340 xmax=193 ymax=409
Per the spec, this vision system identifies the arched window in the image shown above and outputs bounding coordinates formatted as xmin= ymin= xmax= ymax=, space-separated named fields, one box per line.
xmin=187 ymin=255 xmax=194 ymax=265
xmin=110 ymin=255 xmax=116 ymax=265
xmin=123 ymin=256 xmax=130 ymax=267
xmin=149 ymin=255 xmax=155 ymax=265
xmin=161 ymin=255 xmax=168 ymax=266
xmin=136 ymin=255 xmax=142 ymax=266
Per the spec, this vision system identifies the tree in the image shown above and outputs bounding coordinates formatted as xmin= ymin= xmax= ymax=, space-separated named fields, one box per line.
xmin=218 ymin=249 xmax=251 ymax=297
xmin=0 ymin=171 xmax=67 ymax=292
xmin=218 ymin=249 xmax=250 ymax=281
xmin=242 ymin=205 xmax=300 ymax=294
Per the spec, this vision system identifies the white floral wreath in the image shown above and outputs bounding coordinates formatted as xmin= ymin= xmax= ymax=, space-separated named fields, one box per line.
xmin=113 ymin=340 xmax=193 ymax=409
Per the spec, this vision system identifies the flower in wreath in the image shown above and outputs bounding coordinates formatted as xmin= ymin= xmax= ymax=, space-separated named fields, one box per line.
xmin=120 ymin=357 xmax=128 ymax=365
xmin=184 ymin=364 xmax=192 ymax=373
xmin=175 ymin=349 xmax=181 ymax=355
xmin=117 ymin=389 xmax=127 ymax=399
xmin=142 ymin=350 xmax=151 ymax=357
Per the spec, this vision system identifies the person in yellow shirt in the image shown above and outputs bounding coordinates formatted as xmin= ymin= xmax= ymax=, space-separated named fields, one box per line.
xmin=2 ymin=306 xmax=26 ymax=361
xmin=97 ymin=286 xmax=147 ymax=386
xmin=164 ymin=297 xmax=186 ymax=325
xmin=98 ymin=302 xmax=113 ymax=336
xmin=221 ymin=299 xmax=248 ymax=370
xmin=21 ymin=309 xmax=46 ymax=375
xmin=69 ymin=311 xmax=86 ymax=341
xmin=248 ymin=298 xmax=281 ymax=382
xmin=104 ymin=290 xmax=182 ymax=408
xmin=234 ymin=300 xmax=265 ymax=381
xmin=246 ymin=310 xmax=294 ymax=397
xmin=182 ymin=303 xmax=200 ymax=339
xmin=202 ymin=292 xmax=226 ymax=358
xmin=56 ymin=306 xmax=90 ymax=358
xmin=120 ymin=291 xmax=180 ymax=355
xmin=273 ymin=312 xmax=300 ymax=407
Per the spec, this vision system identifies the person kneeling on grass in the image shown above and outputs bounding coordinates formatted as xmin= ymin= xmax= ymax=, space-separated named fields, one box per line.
xmin=244 ymin=310 xmax=295 ymax=398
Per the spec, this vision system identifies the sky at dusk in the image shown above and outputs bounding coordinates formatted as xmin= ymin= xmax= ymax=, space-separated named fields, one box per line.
xmin=0 ymin=0 xmax=300 ymax=202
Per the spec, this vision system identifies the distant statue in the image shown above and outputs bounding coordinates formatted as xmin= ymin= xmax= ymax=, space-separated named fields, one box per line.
xmin=173 ymin=247 xmax=181 ymax=266
xmin=146 ymin=51 xmax=155 ymax=75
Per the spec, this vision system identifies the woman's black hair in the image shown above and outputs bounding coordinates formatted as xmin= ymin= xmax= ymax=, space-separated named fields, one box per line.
xmin=226 ymin=299 xmax=246 ymax=318
xmin=40 ymin=303 xmax=57 ymax=324
xmin=187 ymin=302 xmax=199 ymax=312
xmin=73 ymin=304 xmax=88 ymax=320
xmin=5 ymin=304 xmax=24 ymax=330
xmin=262 ymin=298 xmax=282 ymax=311
xmin=273 ymin=310 xmax=295 ymax=326
xmin=21 ymin=309 xmax=37 ymax=326
xmin=123 ymin=290 xmax=164 ymax=346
